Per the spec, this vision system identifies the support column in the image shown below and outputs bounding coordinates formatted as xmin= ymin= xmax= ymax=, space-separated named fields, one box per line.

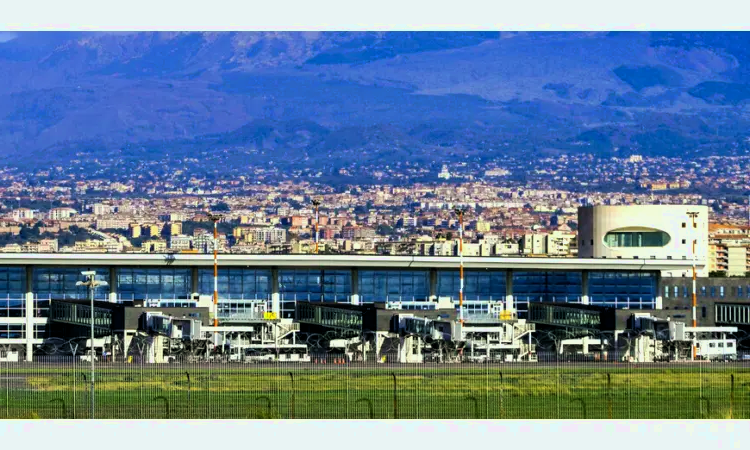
xmin=123 ymin=332 xmax=133 ymax=360
xmin=271 ymin=267 xmax=280 ymax=316
xmin=190 ymin=267 xmax=199 ymax=299
xmin=109 ymin=266 xmax=118 ymax=303
xmin=655 ymin=271 xmax=663 ymax=310
xmin=505 ymin=270 xmax=514 ymax=312
xmin=429 ymin=268 xmax=437 ymax=301
xmin=25 ymin=265 xmax=33 ymax=362
xmin=350 ymin=268 xmax=359 ymax=305
xmin=581 ymin=270 xmax=590 ymax=305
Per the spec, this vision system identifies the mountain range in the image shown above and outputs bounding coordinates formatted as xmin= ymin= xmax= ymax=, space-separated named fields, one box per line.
xmin=1 ymin=31 xmax=750 ymax=171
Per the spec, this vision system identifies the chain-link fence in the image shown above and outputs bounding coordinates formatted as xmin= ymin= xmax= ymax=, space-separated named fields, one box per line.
xmin=3 ymin=339 xmax=750 ymax=419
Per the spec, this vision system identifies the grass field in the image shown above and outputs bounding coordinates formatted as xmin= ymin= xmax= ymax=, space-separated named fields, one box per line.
xmin=2 ymin=365 xmax=750 ymax=419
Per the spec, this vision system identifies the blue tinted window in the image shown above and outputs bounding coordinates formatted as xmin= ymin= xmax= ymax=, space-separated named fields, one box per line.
xmin=588 ymin=271 xmax=656 ymax=309
xmin=33 ymin=267 xmax=110 ymax=300
xmin=358 ymin=270 xmax=429 ymax=303
xmin=513 ymin=271 xmax=582 ymax=317
xmin=279 ymin=269 xmax=352 ymax=319
xmin=0 ymin=267 xmax=26 ymax=317
xmin=117 ymin=268 xmax=191 ymax=300
xmin=437 ymin=271 xmax=506 ymax=301
xmin=199 ymin=268 xmax=271 ymax=300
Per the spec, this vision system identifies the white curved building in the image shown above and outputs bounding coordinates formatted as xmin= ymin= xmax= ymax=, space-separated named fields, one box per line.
xmin=578 ymin=204 xmax=709 ymax=276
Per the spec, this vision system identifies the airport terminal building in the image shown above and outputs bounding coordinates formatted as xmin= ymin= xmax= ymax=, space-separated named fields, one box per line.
xmin=0 ymin=204 xmax=747 ymax=361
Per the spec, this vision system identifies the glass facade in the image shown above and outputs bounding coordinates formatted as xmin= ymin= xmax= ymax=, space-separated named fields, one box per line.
xmin=0 ymin=264 xmax=670 ymax=338
xmin=589 ymin=272 xmax=656 ymax=309
xmin=528 ymin=303 xmax=604 ymax=330
xmin=603 ymin=230 xmax=670 ymax=248
xmin=437 ymin=270 xmax=506 ymax=301
xmin=279 ymin=270 xmax=352 ymax=319
xmin=296 ymin=302 xmax=362 ymax=331
xmin=358 ymin=270 xmax=429 ymax=303
xmin=0 ymin=323 xmax=24 ymax=339
xmin=49 ymin=301 xmax=113 ymax=337
xmin=513 ymin=271 xmax=582 ymax=316
xmin=33 ymin=267 xmax=110 ymax=317
xmin=198 ymin=268 xmax=271 ymax=300
xmin=0 ymin=267 xmax=25 ymax=318
xmin=199 ymin=268 xmax=272 ymax=317
xmin=437 ymin=270 xmax=506 ymax=314
xmin=716 ymin=303 xmax=750 ymax=325
xmin=33 ymin=267 xmax=109 ymax=298
xmin=117 ymin=268 xmax=191 ymax=300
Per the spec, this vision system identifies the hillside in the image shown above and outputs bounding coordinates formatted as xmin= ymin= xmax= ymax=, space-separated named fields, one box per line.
xmin=0 ymin=31 xmax=749 ymax=170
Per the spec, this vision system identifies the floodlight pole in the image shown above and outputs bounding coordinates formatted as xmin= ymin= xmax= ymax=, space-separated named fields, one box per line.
xmin=687 ymin=211 xmax=699 ymax=361
xmin=454 ymin=207 xmax=467 ymax=324
xmin=207 ymin=212 xmax=223 ymax=328
xmin=312 ymin=200 xmax=321 ymax=254
xmin=89 ymin=276 xmax=95 ymax=419
xmin=77 ymin=271 xmax=107 ymax=420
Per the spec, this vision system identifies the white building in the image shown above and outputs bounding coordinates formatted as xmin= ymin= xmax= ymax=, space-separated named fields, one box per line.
xmin=577 ymin=204 xmax=709 ymax=277
xmin=10 ymin=208 xmax=34 ymax=221
xmin=169 ymin=235 xmax=194 ymax=251
xmin=252 ymin=227 xmax=287 ymax=245
xmin=48 ymin=207 xmax=77 ymax=221
xmin=96 ymin=219 xmax=130 ymax=230
xmin=521 ymin=234 xmax=547 ymax=255
xmin=92 ymin=203 xmax=112 ymax=216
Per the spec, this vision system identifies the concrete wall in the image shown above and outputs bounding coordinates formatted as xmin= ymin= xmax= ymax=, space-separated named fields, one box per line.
xmin=578 ymin=205 xmax=709 ymax=277
xmin=660 ymin=276 xmax=750 ymax=327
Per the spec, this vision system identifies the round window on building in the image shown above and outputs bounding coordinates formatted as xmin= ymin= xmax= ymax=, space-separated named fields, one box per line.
xmin=603 ymin=229 xmax=671 ymax=248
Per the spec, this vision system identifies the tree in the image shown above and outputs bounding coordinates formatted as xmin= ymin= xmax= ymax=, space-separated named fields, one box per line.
xmin=709 ymin=271 xmax=727 ymax=278
xmin=213 ymin=202 xmax=230 ymax=212
xmin=376 ymin=224 xmax=394 ymax=236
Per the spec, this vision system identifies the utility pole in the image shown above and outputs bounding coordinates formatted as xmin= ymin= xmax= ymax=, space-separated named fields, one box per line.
xmin=206 ymin=212 xmax=223 ymax=328
xmin=687 ymin=211 xmax=699 ymax=361
xmin=454 ymin=207 xmax=467 ymax=324
xmin=76 ymin=271 xmax=108 ymax=420
xmin=312 ymin=199 xmax=321 ymax=254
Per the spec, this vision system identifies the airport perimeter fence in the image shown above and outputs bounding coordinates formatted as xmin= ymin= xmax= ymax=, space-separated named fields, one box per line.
xmin=3 ymin=355 xmax=750 ymax=419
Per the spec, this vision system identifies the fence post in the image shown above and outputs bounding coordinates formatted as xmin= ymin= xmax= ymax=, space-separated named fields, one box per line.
xmin=730 ymin=373 xmax=734 ymax=419
xmin=392 ymin=372 xmax=398 ymax=419
xmin=607 ymin=373 xmax=613 ymax=419
xmin=571 ymin=398 xmax=587 ymax=419
xmin=49 ymin=398 xmax=68 ymax=419
xmin=153 ymin=396 xmax=170 ymax=419
xmin=465 ymin=395 xmax=479 ymax=419
xmin=207 ymin=360 xmax=211 ymax=419
xmin=556 ymin=368 xmax=560 ymax=419
xmin=72 ymin=360 xmax=76 ymax=420
xmin=253 ymin=396 xmax=272 ymax=419
xmin=2 ymin=359 xmax=6 ymax=419
xmin=288 ymin=372 xmax=295 ymax=419
xmin=698 ymin=396 xmax=710 ymax=419
xmin=485 ymin=363 xmax=489 ymax=420
xmin=185 ymin=371 xmax=191 ymax=402
xmin=355 ymin=398 xmax=374 ymax=419
xmin=499 ymin=371 xmax=505 ymax=419
xmin=139 ymin=358 xmax=144 ymax=418
xmin=346 ymin=363 xmax=350 ymax=420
